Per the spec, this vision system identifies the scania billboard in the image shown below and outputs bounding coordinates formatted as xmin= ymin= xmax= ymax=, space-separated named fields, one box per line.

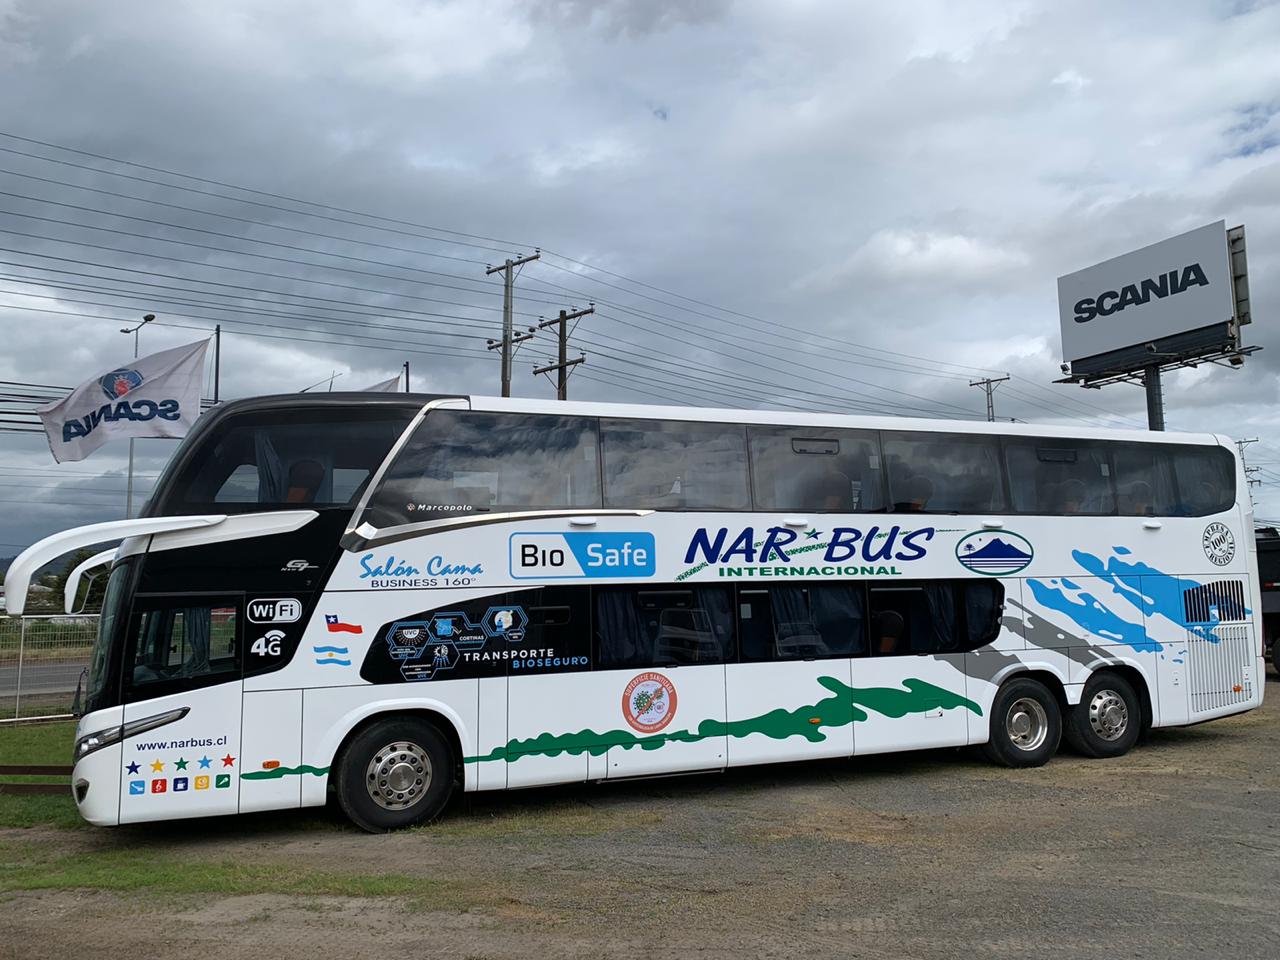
xmin=1057 ymin=221 xmax=1235 ymax=365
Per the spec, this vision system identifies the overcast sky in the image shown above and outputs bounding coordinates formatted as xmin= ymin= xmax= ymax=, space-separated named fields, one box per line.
xmin=0 ymin=0 xmax=1278 ymax=554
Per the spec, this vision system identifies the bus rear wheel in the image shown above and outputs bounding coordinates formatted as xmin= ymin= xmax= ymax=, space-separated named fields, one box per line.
xmin=1063 ymin=673 xmax=1141 ymax=759
xmin=982 ymin=678 xmax=1061 ymax=768
xmin=336 ymin=717 xmax=455 ymax=833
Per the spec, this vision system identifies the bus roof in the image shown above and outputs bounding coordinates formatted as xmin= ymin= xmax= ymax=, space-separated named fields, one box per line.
xmin=201 ymin=391 xmax=1231 ymax=449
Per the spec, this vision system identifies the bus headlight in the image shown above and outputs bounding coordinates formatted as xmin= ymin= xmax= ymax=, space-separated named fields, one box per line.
xmin=74 ymin=726 xmax=122 ymax=762
xmin=73 ymin=707 xmax=190 ymax=763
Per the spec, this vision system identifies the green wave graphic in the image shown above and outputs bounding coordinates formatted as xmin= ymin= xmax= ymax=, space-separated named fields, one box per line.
xmin=241 ymin=764 xmax=331 ymax=781
xmin=464 ymin=676 xmax=980 ymax=764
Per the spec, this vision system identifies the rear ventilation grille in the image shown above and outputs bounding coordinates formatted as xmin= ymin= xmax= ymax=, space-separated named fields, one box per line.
xmin=1183 ymin=580 xmax=1247 ymax=624
xmin=1187 ymin=623 xmax=1253 ymax=714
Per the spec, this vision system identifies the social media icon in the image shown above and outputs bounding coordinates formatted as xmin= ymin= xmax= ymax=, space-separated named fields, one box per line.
xmin=194 ymin=775 xmax=210 ymax=790
xmin=215 ymin=774 xmax=231 ymax=789
xmin=129 ymin=780 xmax=145 ymax=795
xmin=151 ymin=779 xmax=167 ymax=794
xmin=173 ymin=777 xmax=189 ymax=792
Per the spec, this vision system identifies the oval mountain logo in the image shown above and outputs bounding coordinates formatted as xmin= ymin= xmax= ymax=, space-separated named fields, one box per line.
xmin=955 ymin=531 xmax=1034 ymax=576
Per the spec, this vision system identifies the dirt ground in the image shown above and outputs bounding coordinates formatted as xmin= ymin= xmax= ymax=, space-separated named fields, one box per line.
xmin=4 ymin=676 xmax=1280 ymax=960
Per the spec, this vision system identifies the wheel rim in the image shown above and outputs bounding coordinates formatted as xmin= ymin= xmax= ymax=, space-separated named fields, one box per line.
xmin=1087 ymin=689 xmax=1129 ymax=742
xmin=1006 ymin=697 xmax=1049 ymax=752
xmin=365 ymin=740 xmax=432 ymax=811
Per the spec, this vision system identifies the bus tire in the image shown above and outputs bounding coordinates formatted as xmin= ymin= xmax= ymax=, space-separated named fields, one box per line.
xmin=1064 ymin=673 xmax=1141 ymax=759
xmin=1271 ymin=641 xmax=1280 ymax=678
xmin=335 ymin=717 xmax=455 ymax=833
xmin=981 ymin=678 xmax=1061 ymax=768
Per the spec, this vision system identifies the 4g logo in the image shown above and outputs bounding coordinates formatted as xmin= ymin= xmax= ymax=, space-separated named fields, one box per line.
xmin=250 ymin=629 xmax=286 ymax=657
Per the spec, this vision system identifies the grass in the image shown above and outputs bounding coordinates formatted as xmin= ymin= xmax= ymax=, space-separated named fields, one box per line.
xmin=0 ymin=720 xmax=81 ymax=829
xmin=0 ymin=719 xmax=76 ymax=765
xmin=0 ymin=837 xmax=496 ymax=909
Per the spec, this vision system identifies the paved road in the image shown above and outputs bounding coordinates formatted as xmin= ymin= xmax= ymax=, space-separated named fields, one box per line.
xmin=3 ymin=673 xmax=1279 ymax=959
xmin=0 ymin=661 xmax=84 ymax=699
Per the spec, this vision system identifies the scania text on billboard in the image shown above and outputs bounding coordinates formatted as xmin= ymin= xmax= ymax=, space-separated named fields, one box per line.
xmin=1057 ymin=220 xmax=1234 ymax=364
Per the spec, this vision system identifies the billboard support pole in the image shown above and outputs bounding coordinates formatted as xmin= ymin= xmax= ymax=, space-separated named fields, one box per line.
xmin=1143 ymin=364 xmax=1165 ymax=431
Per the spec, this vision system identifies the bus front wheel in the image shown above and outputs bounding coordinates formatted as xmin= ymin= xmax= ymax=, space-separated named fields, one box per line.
xmin=1063 ymin=672 xmax=1141 ymax=759
xmin=982 ymin=678 xmax=1061 ymax=768
xmin=335 ymin=717 xmax=455 ymax=833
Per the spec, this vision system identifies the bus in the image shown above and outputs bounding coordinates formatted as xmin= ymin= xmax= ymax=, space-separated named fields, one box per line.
xmin=5 ymin=392 xmax=1264 ymax=832
xmin=1257 ymin=527 xmax=1280 ymax=674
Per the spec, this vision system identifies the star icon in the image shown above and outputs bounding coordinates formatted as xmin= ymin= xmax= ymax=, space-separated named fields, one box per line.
xmin=805 ymin=528 xmax=823 ymax=540
xmin=221 ymin=754 xmax=236 ymax=768
xmin=150 ymin=759 xmax=164 ymax=773
xmin=125 ymin=761 xmax=140 ymax=775
xmin=174 ymin=757 xmax=188 ymax=771
xmin=198 ymin=755 xmax=212 ymax=769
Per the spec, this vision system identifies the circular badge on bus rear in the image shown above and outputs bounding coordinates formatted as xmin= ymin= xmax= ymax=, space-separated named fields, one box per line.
xmin=622 ymin=672 xmax=677 ymax=733
xmin=1202 ymin=522 xmax=1235 ymax=566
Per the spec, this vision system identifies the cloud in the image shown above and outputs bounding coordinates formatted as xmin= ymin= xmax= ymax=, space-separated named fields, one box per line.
xmin=1 ymin=0 xmax=1280 ymax=546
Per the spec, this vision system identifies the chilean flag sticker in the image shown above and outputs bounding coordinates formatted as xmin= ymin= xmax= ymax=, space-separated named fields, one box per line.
xmin=325 ymin=615 xmax=363 ymax=634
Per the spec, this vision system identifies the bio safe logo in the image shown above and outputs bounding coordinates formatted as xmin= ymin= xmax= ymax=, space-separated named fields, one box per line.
xmin=99 ymin=368 xmax=144 ymax=399
xmin=510 ymin=532 xmax=656 ymax=579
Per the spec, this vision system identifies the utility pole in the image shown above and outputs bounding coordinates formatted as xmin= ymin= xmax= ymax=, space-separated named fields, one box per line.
xmin=119 ymin=313 xmax=154 ymax=519
xmin=1237 ymin=438 xmax=1261 ymax=496
xmin=969 ymin=375 xmax=1010 ymax=422
xmin=403 ymin=361 xmax=410 ymax=393
xmin=535 ymin=304 xmax=592 ymax=400
xmin=485 ymin=250 xmax=540 ymax=397
xmin=213 ymin=323 xmax=221 ymax=403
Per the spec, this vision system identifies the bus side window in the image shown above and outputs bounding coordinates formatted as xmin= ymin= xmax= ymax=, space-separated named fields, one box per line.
xmin=1004 ymin=440 xmax=1114 ymax=515
xmin=748 ymin=425 xmax=885 ymax=512
xmin=601 ymin=419 xmax=749 ymax=511
xmin=866 ymin=581 xmax=1002 ymax=655
xmin=963 ymin=580 xmax=1005 ymax=648
xmin=126 ymin=602 xmax=241 ymax=698
xmin=1171 ymin=447 xmax=1235 ymax=517
xmin=595 ymin=586 xmax=734 ymax=668
xmin=882 ymin=432 xmax=1006 ymax=514
xmin=367 ymin=411 xmax=602 ymax=527
xmin=1111 ymin=445 xmax=1176 ymax=517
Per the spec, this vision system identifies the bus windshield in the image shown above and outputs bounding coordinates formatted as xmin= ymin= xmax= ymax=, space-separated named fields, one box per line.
xmin=149 ymin=406 xmax=415 ymax=514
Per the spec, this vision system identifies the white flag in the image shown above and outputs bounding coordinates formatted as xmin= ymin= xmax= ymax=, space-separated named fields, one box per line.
xmin=363 ymin=374 xmax=403 ymax=392
xmin=36 ymin=339 xmax=210 ymax=463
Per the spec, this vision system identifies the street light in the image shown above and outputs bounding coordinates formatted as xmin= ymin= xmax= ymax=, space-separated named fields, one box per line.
xmin=118 ymin=313 xmax=154 ymax=519
xmin=120 ymin=313 xmax=154 ymax=358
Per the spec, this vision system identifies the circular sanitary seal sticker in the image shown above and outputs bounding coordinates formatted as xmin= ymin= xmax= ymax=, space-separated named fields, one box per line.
xmin=1202 ymin=522 xmax=1236 ymax=566
xmin=622 ymin=672 xmax=677 ymax=733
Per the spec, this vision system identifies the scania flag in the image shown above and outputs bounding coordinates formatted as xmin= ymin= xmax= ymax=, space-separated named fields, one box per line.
xmin=36 ymin=338 xmax=210 ymax=462
xmin=362 ymin=374 xmax=403 ymax=392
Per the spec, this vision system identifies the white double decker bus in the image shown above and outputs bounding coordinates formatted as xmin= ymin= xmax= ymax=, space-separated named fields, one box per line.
xmin=6 ymin=393 xmax=1263 ymax=831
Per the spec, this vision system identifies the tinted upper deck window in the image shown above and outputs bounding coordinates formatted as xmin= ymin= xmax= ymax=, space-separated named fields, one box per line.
xmin=1004 ymin=439 xmax=1114 ymax=515
xmin=882 ymin=432 xmax=1006 ymax=514
xmin=156 ymin=407 xmax=414 ymax=513
xmin=365 ymin=410 xmax=602 ymax=528
xmin=750 ymin=425 xmax=885 ymax=512
xmin=602 ymin=419 xmax=749 ymax=510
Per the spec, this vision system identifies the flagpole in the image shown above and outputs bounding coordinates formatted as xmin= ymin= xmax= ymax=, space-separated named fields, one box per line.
xmin=120 ymin=313 xmax=154 ymax=519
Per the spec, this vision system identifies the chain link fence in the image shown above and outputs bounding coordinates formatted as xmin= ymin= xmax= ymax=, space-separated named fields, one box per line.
xmin=0 ymin=615 xmax=98 ymax=721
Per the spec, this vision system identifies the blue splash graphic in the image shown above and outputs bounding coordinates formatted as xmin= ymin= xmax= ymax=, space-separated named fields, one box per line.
xmin=1027 ymin=547 xmax=1250 ymax=652
xmin=1026 ymin=577 xmax=1160 ymax=652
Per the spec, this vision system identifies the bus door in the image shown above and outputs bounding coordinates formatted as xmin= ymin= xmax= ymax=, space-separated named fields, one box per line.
xmin=599 ymin=586 xmax=730 ymax=781
xmin=502 ymin=588 xmax=598 ymax=789
xmin=505 ymin=585 xmax=731 ymax=787
xmin=853 ymin=581 xmax=974 ymax=756
xmin=726 ymin=585 xmax=856 ymax=767
xmin=117 ymin=594 xmax=244 ymax=823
